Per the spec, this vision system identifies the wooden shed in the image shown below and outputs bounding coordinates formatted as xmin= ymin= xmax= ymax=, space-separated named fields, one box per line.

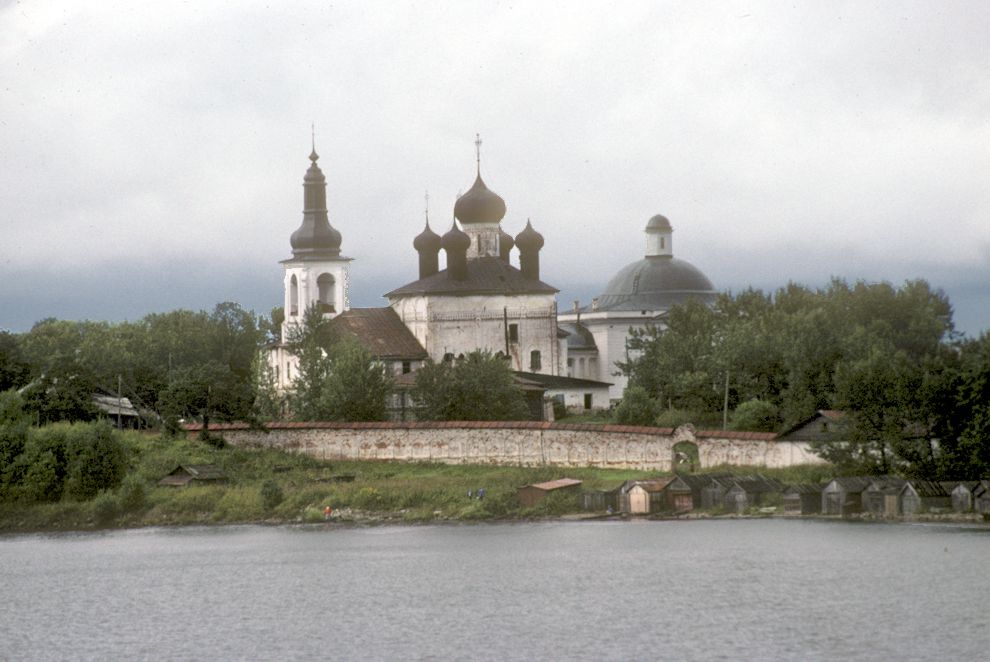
xmin=677 ymin=473 xmax=731 ymax=510
xmin=863 ymin=477 xmax=906 ymax=517
xmin=949 ymin=481 xmax=979 ymax=513
xmin=722 ymin=476 xmax=784 ymax=513
xmin=900 ymin=480 xmax=952 ymax=515
xmin=821 ymin=477 xmax=873 ymax=515
xmin=581 ymin=487 xmax=621 ymax=513
xmin=158 ymin=464 xmax=228 ymax=487
xmin=620 ymin=477 xmax=694 ymax=514
xmin=974 ymin=481 xmax=990 ymax=514
xmin=517 ymin=478 xmax=583 ymax=508
xmin=782 ymin=484 xmax=823 ymax=515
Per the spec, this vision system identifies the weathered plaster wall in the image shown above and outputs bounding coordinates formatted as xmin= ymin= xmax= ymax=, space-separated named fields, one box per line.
xmin=196 ymin=422 xmax=826 ymax=471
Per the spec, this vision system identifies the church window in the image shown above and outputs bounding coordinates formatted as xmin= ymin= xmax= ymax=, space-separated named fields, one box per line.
xmin=508 ymin=324 xmax=519 ymax=343
xmin=317 ymin=273 xmax=336 ymax=312
xmin=584 ymin=393 xmax=593 ymax=410
xmin=530 ymin=350 xmax=541 ymax=371
xmin=402 ymin=361 xmax=411 ymax=374
xmin=289 ymin=275 xmax=299 ymax=316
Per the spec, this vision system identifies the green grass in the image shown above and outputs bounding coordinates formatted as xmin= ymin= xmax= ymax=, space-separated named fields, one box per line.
xmin=0 ymin=429 xmax=834 ymax=532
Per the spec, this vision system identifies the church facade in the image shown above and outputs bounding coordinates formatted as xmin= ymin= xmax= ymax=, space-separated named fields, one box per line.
xmin=269 ymin=140 xmax=716 ymax=413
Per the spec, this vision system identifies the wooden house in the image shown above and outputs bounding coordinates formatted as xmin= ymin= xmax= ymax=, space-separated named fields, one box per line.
xmin=775 ymin=410 xmax=848 ymax=443
xmin=517 ymin=478 xmax=582 ymax=508
xmin=862 ymin=477 xmax=906 ymax=517
xmin=900 ymin=480 xmax=952 ymax=515
xmin=664 ymin=476 xmax=694 ymax=512
xmin=821 ymin=477 xmax=873 ymax=515
xmin=782 ymin=484 xmax=823 ymax=515
xmin=158 ymin=464 xmax=228 ymax=487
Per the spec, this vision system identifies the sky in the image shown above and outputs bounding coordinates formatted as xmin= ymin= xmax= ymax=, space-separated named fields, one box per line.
xmin=2 ymin=0 xmax=988 ymax=337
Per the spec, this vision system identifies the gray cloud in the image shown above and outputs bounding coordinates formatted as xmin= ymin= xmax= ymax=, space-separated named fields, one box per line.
xmin=1 ymin=1 xmax=988 ymax=336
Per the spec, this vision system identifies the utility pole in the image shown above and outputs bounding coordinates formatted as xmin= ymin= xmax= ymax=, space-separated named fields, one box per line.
xmin=117 ymin=374 xmax=122 ymax=429
xmin=722 ymin=369 xmax=730 ymax=430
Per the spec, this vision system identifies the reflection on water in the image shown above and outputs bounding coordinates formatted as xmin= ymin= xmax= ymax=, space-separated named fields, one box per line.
xmin=3 ymin=520 xmax=989 ymax=660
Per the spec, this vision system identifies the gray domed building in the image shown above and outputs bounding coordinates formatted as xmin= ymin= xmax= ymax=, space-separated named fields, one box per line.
xmin=557 ymin=214 xmax=717 ymax=401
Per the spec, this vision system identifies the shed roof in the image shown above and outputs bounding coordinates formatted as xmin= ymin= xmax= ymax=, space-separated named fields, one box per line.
xmin=903 ymin=480 xmax=952 ymax=498
xmin=782 ymin=483 xmax=823 ymax=495
xmin=527 ymin=478 xmax=583 ymax=491
xmin=92 ymin=394 xmax=139 ymax=417
xmin=513 ymin=371 xmax=612 ymax=389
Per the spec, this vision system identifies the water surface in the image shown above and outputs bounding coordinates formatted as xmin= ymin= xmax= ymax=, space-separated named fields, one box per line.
xmin=2 ymin=519 xmax=988 ymax=660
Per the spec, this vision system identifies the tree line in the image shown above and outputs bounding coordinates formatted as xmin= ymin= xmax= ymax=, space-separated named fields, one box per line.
xmin=616 ymin=278 xmax=989 ymax=479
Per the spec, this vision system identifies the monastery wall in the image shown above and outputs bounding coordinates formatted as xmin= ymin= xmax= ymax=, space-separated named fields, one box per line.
xmin=191 ymin=422 xmax=826 ymax=471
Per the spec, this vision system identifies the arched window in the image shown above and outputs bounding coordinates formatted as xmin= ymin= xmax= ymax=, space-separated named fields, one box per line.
xmin=289 ymin=275 xmax=299 ymax=316
xmin=317 ymin=273 xmax=335 ymax=312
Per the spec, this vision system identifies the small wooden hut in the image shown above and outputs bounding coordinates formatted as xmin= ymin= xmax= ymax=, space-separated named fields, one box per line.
xmin=974 ymin=481 xmax=990 ymax=514
xmin=722 ymin=476 xmax=784 ymax=513
xmin=619 ymin=477 xmax=692 ymax=514
xmin=948 ymin=481 xmax=979 ymax=513
xmin=782 ymin=484 xmax=823 ymax=515
xmin=863 ymin=477 xmax=906 ymax=517
xmin=581 ymin=486 xmax=621 ymax=512
xmin=158 ymin=464 xmax=228 ymax=487
xmin=517 ymin=478 xmax=582 ymax=508
xmin=821 ymin=477 xmax=872 ymax=515
xmin=900 ymin=480 xmax=953 ymax=515
xmin=677 ymin=474 xmax=731 ymax=510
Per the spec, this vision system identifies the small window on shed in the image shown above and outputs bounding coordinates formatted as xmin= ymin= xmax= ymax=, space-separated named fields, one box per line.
xmin=530 ymin=350 xmax=541 ymax=371
xmin=402 ymin=361 xmax=411 ymax=374
xmin=508 ymin=323 xmax=519 ymax=342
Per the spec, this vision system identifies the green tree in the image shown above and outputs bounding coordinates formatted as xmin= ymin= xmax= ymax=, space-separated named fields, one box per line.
xmin=730 ymin=399 xmax=781 ymax=433
xmin=286 ymin=305 xmax=336 ymax=421
xmin=412 ymin=351 xmax=528 ymax=421
xmin=613 ymin=385 xmax=659 ymax=426
xmin=318 ymin=339 xmax=392 ymax=422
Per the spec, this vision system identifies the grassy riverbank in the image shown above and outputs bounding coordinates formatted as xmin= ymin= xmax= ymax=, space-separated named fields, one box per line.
xmin=0 ymin=429 xmax=837 ymax=533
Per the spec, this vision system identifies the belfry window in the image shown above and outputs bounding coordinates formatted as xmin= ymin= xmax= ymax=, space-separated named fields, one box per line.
xmin=289 ymin=275 xmax=299 ymax=316
xmin=317 ymin=273 xmax=336 ymax=312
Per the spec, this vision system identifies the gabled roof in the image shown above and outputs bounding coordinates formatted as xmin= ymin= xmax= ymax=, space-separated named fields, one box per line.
xmin=385 ymin=256 xmax=558 ymax=298
xmin=776 ymin=410 xmax=848 ymax=439
xmin=902 ymin=480 xmax=952 ymax=498
xmin=782 ymin=483 xmax=823 ymax=495
xmin=825 ymin=476 xmax=873 ymax=492
xmin=329 ymin=307 xmax=428 ymax=360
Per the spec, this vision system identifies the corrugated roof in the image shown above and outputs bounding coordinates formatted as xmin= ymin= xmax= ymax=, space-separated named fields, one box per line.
xmin=385 ymin=256 xmax=558 ymax=298
xmin=92 ymin=394 xmax=139 ymax=417
xmin=329 ymin=307 xmax=428 ymax=360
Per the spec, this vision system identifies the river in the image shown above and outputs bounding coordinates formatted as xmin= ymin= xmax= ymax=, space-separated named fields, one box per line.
xmin=2 ymin=519 xmax=988 ymax=660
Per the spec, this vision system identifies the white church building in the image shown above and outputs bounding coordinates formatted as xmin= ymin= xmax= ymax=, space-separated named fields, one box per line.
xmin=269 ymin=140 xmax=716 ymax=414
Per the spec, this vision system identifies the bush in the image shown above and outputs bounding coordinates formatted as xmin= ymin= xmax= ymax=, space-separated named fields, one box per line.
xmin=613 ymin=386 xmax=659 ymax=426
xmin=730 ymin=399 xmax=782 ymax=432
xmin=655 ymin=408 xmax=698 ymax=428
xmin=117 ymin=475 xmax=147 ymax=512
xmin=260 ymin=479 xmax=284 ymax=511
xmin=91 ymin=490 xmax=120 ymax=525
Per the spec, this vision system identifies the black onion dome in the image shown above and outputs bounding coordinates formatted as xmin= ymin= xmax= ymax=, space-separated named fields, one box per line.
xmin=454 ymin=174 xmax=507 ymax=224
xmin=646 ymin=214 xmax=672 ymax=231
xmin=595 ymin=256 xmax=716 ymax=312
xmin=413 ymin=221 xmax=442 ymax=252
xmin=290 ymin=150 xmax=342 ymax=256
xmin=514 ymin=219 xmax=544 ymax=252
xmin=499 ymin=228 xmax=514 ymax=252
xmin=441 ymin=220 xmax=470 ymax=252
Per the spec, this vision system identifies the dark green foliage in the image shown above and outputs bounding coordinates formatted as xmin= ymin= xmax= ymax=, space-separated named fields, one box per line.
xmin=117 ymin=475 xmax=147 ymax=512
xmin=730 ymin=400 xmax=781 ymax=433
xmin=0 ymin=331 xmax=30 ymax=391
xmin=63 ymin=423 xmax=127 ymax=500
xmin=618 ymin=278 xmax=990 ymax=478
xmin=318 ymin=339 xmax=392 ymax=422
xmin=412 ymin=350 xmax=529 ymax=421
xmin=613 ymin=386 xmax=659 ymax=426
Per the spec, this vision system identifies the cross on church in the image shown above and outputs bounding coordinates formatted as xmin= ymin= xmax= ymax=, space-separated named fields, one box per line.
xmin=475 ymin=133 xmax=482 ymax=173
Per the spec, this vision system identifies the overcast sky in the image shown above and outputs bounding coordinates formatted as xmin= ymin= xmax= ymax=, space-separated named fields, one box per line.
xmin=2 ymin=1 xmax=988 ymax=337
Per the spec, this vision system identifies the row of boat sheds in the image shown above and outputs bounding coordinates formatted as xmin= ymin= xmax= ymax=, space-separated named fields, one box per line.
xmin=517 ymin=475 xmax=990 ymax=517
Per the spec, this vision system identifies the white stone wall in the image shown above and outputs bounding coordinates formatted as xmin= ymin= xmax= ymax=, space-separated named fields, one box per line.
xmin=208 ymin=423 xmax=827 ymax=471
